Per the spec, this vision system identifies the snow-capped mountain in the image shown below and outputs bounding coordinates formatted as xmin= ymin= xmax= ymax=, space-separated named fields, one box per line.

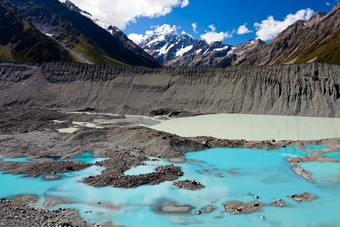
xmin=138 ymin=24 xmax=234 ymax=67
xmin=136 ymin=24 xmax=266 ymax=67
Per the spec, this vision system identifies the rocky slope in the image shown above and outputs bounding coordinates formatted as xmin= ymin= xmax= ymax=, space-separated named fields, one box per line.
xmin=243 ymin=3 xmax=340 ymax=66
xmin=216 ymin=39 xmax=265 ymax=67
xmin=0 ymin=62 xmax=339 ymax=117
xmin=7 ymin=0 xmax=160 ymax=67
xmin=0 ymin=1 xmax=74 ymax=63
xmin=60 ymin=0 xmax=158 ymax=67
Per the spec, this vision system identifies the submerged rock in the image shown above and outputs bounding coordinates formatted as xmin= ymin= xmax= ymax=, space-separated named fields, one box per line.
xmin=15 ymin=194 xmax=38 ymax=204
xmin=155 ymin=202 xmax=193 ymax=213
xmin=43 ymin=175 xmax=62 ymax=180
xmin=222 ymin=201 xmax=264 ymax=214
xmin=289 ymin=193 xmax=318 ymax=202
xmin=42 ymin=197 xmax=71 ymax=208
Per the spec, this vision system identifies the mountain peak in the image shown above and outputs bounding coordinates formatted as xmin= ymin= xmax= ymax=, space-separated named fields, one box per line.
xmin=153 ymin=24 xmax=178 ymax=36
xmin=309 ymin=12 xmax=326 ymax=22
xmin=138 ymin=24 xmax=234 ymax=66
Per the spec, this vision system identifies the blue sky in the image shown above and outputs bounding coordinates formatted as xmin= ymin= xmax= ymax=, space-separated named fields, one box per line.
xmin=70 ymin=0 xmax=338 ymax=46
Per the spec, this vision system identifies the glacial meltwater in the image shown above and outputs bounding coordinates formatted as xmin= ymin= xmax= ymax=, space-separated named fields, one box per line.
xmin=1 ymin=147 xmax=340 ymax=226
xmin=150 ymin=114 xmax=340 ymax=140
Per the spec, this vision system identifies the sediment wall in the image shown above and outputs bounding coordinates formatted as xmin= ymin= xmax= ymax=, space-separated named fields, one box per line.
xmin=0 ymin=62 xmax=339 ymax=117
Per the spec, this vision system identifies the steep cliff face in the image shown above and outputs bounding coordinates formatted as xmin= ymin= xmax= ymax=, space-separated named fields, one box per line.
xmin=0 ymin=62 xmax=340 ymax=117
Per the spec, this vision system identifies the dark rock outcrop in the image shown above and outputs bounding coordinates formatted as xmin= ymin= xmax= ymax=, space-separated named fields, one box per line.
xmin=289 ymin=192 xmax=318 ymax=202
xmin=172 ymin=179 xmax=205 ymax=190
xmin=222 ymin=201 xmax=264 ymax=214
xmin=271 ymin=199 xmax=286 ymax=207
xmin=83 ymin=164 xmax=183 ymax=188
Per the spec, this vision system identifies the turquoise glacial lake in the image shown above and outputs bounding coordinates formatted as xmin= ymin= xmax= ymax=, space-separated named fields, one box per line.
xmin=1 ymin=147 xmax=340 ymax=226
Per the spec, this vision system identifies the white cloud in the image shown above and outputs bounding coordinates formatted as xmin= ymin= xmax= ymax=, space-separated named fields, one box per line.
xmin=192 ymin=22 xmax=198 ymax=33
xmin=254 ymin=8 xmax=314 ymax=41
xmin=237 ymin=23 xmax=252 ymax=35
xmin=181 ymin=0 xmax=189 ymax=7
xmin=326 ymin=2 xmax=330 ymax=5
xmin=128 ymin=33 xmax=148 ymax=44
xmin=200 ymin=25 xmax=232 ymax=44
xmin=67 ymin=0 xmax=190 ymax=29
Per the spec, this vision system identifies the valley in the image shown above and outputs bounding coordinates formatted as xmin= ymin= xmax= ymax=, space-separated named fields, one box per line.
xmin=0 ymin=1 xmax=340 ymax=226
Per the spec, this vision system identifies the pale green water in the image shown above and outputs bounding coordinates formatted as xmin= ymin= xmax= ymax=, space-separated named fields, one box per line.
xmin=150 ymin=114 xmax=340 ymax=141
xmin=0 ymin=147 xmax=339 ymax=226
xmin=57 ymin=127 xmax=78 ymax=133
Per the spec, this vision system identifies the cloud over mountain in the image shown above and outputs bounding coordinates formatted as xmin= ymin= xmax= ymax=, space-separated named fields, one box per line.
xmin=254 ymin=8 xmax=314 ymax=41
xmin=237 ymin=24 xmax=252 ymax=35
xmin=200 ymin=25 xmax=232 ymax=44
xmin=67 ymin=0 xmax=190 ymax=29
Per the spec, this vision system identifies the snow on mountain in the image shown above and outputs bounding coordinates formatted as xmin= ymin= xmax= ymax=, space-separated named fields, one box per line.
xmin=59 ymin=0 xmax=266 ymax=68
xmin=138 ymin=24 xmax=235 ymax=67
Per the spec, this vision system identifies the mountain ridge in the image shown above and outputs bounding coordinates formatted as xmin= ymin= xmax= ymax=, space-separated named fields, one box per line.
xmin=242 ymin=3 xmax=340 ymax=65
xmin=7 ymin=0 xmax=160 ymax=67
xmin=0 ymin=1 xmax=74 ymax=63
